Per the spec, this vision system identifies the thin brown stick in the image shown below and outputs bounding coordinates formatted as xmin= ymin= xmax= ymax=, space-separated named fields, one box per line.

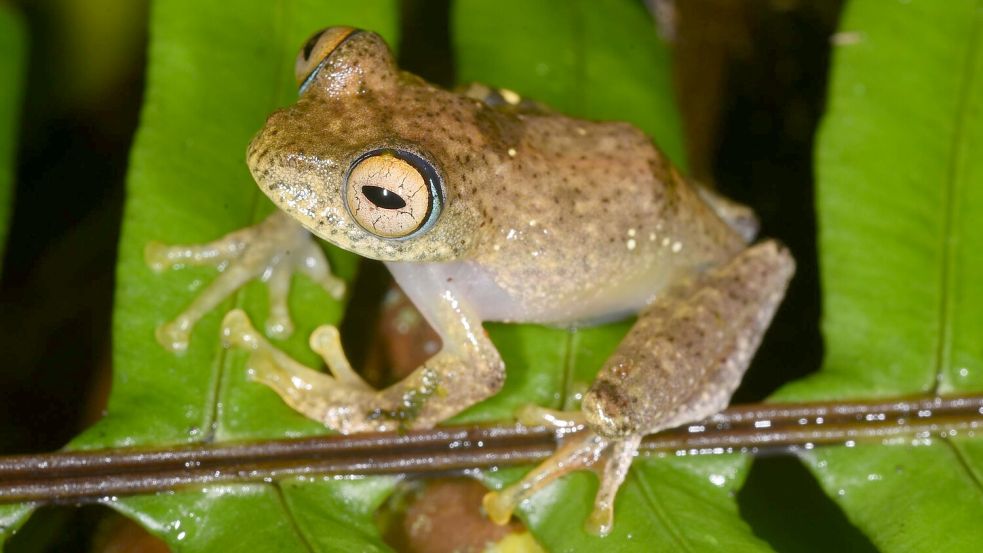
xmin=1 ymin=394 xmax=981 ymax=504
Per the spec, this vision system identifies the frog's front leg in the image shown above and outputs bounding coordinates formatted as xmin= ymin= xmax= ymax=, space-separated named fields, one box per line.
xmin=221 ymin=276 xmax=505 ymax=433
xmin=484 ymin=240 xmax=794 ymax=535
xmin=146 ymin=211 xmax=345 ymax=352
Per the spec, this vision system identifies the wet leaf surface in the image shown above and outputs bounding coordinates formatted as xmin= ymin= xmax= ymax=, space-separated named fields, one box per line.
xmin=776 ymin=1 xmax=983 ymax=551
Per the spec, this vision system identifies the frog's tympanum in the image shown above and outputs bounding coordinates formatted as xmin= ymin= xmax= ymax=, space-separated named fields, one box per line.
xmin=146 ymin=27 xmax=794 ymax=536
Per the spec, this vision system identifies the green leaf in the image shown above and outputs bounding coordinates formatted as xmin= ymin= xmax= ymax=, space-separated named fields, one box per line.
xmin=776 ymin=0 xmax=983 ymax=551
xmin=3 ymin=1 xmax=401 ymax=551
xmin=452 ymin=0 xmax=685 ymax=168
xmin=0 ymin=504 xmax=31 ymax=548
xmin=0 ymin=5 xmax=27 ymax=546
xmin=451 ymin=1 xmax=769 ymax=550
xmin=0 ymin=4 xmax=25 ymax=273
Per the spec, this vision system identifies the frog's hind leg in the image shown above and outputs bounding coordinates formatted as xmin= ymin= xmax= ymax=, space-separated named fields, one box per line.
xmin=146 ymin=211 xmax=345 ymax=352
xmin=582 ymin=239 xmax=794 ymax=440
xmin=486 ymin=240 xmax=794 ymax=535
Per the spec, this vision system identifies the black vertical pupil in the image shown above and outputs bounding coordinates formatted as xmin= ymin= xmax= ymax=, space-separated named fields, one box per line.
xmin=362 ymin=186 xmax=407 ymax=209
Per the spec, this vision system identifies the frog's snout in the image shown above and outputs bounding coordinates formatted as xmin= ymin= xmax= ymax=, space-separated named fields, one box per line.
xmin=246 ymin=110 xmax=290 ymax=173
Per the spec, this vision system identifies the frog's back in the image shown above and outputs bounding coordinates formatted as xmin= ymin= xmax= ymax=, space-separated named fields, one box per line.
xmin=463 ymin=110 xmax=746 ymax=324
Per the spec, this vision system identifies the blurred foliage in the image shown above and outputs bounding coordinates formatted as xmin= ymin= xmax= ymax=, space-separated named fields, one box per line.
xmin=0 ymin=4 xmax=25 ymax=269
xmin=774 ymin=1 xmax=983 ymax=551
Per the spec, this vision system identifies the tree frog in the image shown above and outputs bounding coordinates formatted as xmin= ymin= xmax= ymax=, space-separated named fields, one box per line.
xmin=146 ymin=27 xmax=794 ymax=536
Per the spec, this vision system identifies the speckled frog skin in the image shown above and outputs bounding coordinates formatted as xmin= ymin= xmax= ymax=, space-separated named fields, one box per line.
xmin=147 ymin=27 xmax=794 ymax=535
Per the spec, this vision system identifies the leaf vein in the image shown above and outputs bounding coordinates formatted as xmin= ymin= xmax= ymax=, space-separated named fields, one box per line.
xmin=273 ymin=482 xmax=317 ymax=553
xmin=932 ymin=0 xmax=983 ymax=394
xmin=632 ymin=469 xmax=694 ymax=553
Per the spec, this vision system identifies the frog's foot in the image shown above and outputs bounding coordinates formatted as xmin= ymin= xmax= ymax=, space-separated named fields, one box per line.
xmin=222 ymin=306 xmax=504 ymax=433
xmin=220 ymin=309 xmax=396 ymax=432
xmin=483 ymin=426 xmax=641 ymax=537
xmin=146 ymin=211 xmax=345 ymax=353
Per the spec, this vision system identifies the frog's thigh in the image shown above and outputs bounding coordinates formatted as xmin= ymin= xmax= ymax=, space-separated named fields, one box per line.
xmin=583 ymin=240 xmax=795 ymax=438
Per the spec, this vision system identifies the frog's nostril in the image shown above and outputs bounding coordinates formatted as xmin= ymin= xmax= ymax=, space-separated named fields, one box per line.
xmin=362 ymin=185 xmax=407 ymax=210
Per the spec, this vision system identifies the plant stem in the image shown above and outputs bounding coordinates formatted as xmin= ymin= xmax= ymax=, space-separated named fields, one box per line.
xmin=1 ymin=394 xmax=980 ymax=504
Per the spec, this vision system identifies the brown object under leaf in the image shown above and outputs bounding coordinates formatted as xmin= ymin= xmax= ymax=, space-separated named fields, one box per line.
xmin=394 ymin=478 xmax=527 ymax=553
xmin=369 ymin=285 xmax=442 ymax=384
xmin=91 ymin=513 xmax=170 ymax=553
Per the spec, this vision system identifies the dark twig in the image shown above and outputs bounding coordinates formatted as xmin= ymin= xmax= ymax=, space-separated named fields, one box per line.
xmin=1 ymin=394 xmax=981 ymax=504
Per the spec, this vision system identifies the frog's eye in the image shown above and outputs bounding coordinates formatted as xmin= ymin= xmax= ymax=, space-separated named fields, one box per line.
xmin=295 ymin=27 xmax=359 ymax=93
xmin=344 ymin=149 xmax=443 ymax=239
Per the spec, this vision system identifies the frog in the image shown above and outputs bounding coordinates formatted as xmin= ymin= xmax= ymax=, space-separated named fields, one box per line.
xmin=145 ymin=26 xmax=794 ymax=536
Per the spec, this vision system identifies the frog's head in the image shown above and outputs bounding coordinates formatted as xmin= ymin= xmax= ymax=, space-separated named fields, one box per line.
xmin=247 ymin=27 xmax=494 ymax=263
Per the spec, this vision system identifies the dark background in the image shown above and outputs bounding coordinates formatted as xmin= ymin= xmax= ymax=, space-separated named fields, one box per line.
xmin=0 ymin=0 xmax=876 ymax=551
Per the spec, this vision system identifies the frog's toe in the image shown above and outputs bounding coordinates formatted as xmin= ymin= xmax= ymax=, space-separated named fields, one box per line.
xmin=585 ymin=504 xmax=614 ymax=538
xmin=515 ymin=404 xmax=584 ymax=431
xmin=220 ymin=309 xmax=258 ymax=349
xmin=483 ymin=430 xmax=639 ymax=537
xmin=144 ymin=241 xmax=170 ymax=272
xmin=155 ymin=318 xmax=192 ymax=353
xmin=325 ymin=276 xmax=346 ymax=300
xmin=482 ymin=487 xmax=519 ymax=526
xmin=310 ymin=324 xmax=371 ymax=391
xmin=264 ymin=314 xmax=294 ymax=340
xmin=296 ymin=239 xmax=347 ymax=300
xmin=483 ymin=431 xmax=609 ymax=526
xmin=583 ymin=435 xmax=640 ymax=536
xmin=264 ymin=264 xmax=295 ymax=339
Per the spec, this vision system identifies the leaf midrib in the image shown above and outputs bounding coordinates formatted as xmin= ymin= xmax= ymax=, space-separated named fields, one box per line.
xmin=203 ymin=0 xmax=292 ymax=444
xmin=632 ymin=470 xmax=693 ymax=553
xmin=931 ymin=0 xmax=983 ymax=395
xmin=274 ymin=482 xmax=317 ymax=553
xmin=929 ymin=0 xmax=983 ymax=498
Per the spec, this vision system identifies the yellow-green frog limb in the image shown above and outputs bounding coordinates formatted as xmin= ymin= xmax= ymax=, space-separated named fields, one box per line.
xmin=147 ymin=27 xmax=794 ymax=534
xmin=146 ymin=211 xmax=345 ymax=353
